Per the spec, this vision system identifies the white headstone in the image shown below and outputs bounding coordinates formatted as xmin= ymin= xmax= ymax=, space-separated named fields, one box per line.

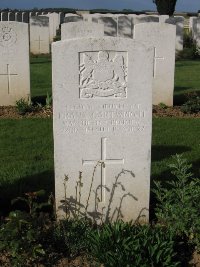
xmin=1 ymin=12 xmax=8 ymax=21
xmin=133 ymin=15 xmax=159 ymax=25
xmin=15 ymin=12 xmax=22 ymax=22
xmin=30 ymin=16 xmax=50 ymax=54
xmin=22 ymin=12 xmax=29 ymax=23
xmin=196 ymin=18 xmax=200 ymax=47
xmin=165 ymin=16 xmax=184 ymax=51
xmin=8 ymin=12 xmax=15 ymax=22
xmin=159 ymin=15 xmax=169 ymax=23
xmin=118 ymin=16 xmax=133 ymax=38
xmin=46 ymin=13 xmax=60 ymax=43
xmin=61 ymin=22 xmax=104 ymax=40
xmin=0 ymin=22 xmax=30 ymax=106
xmin=134 ymin=22 xmax=176 ymax=106
xmin=52 ymin=36 xmax=153 ymax=223
xmin=64 ymin=15 xmax=83 ymax=23
xmin=189 ymin=17 xmax=197 ymax=34
xmin=92 ymin=16 xmax=117 ymax=36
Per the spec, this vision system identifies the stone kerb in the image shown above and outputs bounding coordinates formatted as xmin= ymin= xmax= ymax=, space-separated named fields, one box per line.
xmin=134 ymin=22 xmax=176 ymax=106
xmin=165 ymin=16 xmax=184 ymax=51
xmin=30 ymin=16 xmax=50 ymax=54
xmin=61 ymin=22 xmax=104 ymax=40
xmin=0 ymin=22 xmax=30 ymax=106
xmin=52 ymin=36 xmax=153 ymax=223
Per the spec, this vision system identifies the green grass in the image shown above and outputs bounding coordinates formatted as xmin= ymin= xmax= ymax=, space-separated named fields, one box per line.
xmin=152 ymin=118 xmax=200 ymax=181
xmin=30 ymin=55 xmax=52 ymax=102
xmin=174 ymin=60 xmax=200 ymax=104
xmin=0 ymin=117 xmax=200 ymax=214
xmin=0 ymin=118 xmax=54 ymax=214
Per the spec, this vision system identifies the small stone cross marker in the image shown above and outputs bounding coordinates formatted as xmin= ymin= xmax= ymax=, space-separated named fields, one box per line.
xmin=82 ymin=137 xmax=124 ymax=202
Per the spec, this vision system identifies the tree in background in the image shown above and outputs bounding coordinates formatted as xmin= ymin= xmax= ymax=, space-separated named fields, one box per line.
xmin=153 ymin=0 xmax=178 ymax=16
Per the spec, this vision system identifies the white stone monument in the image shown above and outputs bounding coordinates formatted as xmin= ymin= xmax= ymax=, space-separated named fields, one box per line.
xmin=118 ymin=16 xmax=133 ymax=38
xmin=52 ymin=36 xmax=153 ymax=223
xmin=64 ymin=14 xmax=83 ymax=23
xmin=0 ymin=22 xmax=30 ymax=106
xmin=134 ymin=22 xmax=176 ymax=106
xmin=196 ymin=18 xmax=200 ymax=47
xmin=46 ymin=13 xmax=60 ymax=43
xmin=30 ymin=16 xmax=50 ymax=54
xmin=1 ymin=12 xmax=8 ymax=21
xmin=92 ymin=16 xmax=117 ymax=36
xmin=22 ymin=12 xmax=29 ymax=23
xmin=61 ymin=22 xmax=104 ymax=40
xmin=159 ymin=15 xmax=169 ymax=23
xmin=165 ymin=16 xmax=184 ymax=51
xmin=15 ymin=12 xmax=22 ymax=22
xmin=133 ymin=15 xmax=159 ymax=25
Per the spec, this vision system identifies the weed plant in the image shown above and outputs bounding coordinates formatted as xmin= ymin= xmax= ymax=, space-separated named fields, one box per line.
xmin=153 ymin=154 xmax=200 ymax=250
xmin=15 ymin=98 xmax=34 ymax=115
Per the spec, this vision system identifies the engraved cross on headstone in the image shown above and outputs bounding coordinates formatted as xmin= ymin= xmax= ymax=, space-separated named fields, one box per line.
xmin=153 ymin=47 xmax=164 ymax=78
xmin=0 ymin=64 xmax=18 ymax=94
xmin=82 ymin=137 xmax=124 ymax=202
xmin=34 ymin=36 xmax=44 ymax=52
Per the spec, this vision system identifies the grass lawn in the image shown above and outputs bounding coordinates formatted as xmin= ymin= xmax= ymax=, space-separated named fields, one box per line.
xmin=174 ymin=60 xmax=200 ymax=104
xmin=30 ymin=55 xmax=52 ymax=103
xmin=0 ymin=117 xmax=199 ymax=214
xmin=0 ymin=118 xmax=54 ymax=214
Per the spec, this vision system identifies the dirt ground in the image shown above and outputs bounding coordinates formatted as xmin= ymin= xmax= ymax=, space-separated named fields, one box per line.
xmin=0 ymin=105 xmax=200 ymax=119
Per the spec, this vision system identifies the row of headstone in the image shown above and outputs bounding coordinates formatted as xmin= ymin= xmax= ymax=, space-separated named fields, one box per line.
xmin=61 ymin=21 xmax=176 ymax=106
xmin=0 ymin=12 xmax=28 ymax=22
xmin=0 ymin=11 xmax=64 ymax=24
xmin=52 ymin=25 xmax=153 ymax=223
xmin=0 ymin=20 xmax=175 ymax=223
xmin=0 ymin=22 xmax=30 ymax=106
xmin=64 ymin=14 xmax=184 ymax=52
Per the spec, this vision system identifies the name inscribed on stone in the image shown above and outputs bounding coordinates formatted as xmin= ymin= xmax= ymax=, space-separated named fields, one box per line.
xmin=79 ymin=50 xmax=128 ymax=98
xmin=59 ymin=103 xmax=146 ymax=134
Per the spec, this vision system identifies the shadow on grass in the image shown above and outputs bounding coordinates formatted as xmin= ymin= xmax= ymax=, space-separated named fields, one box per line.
xmin=30 ymin=60 xmax=51 ymax=65
xmin=152 ymin=145 xmax=191 ymax=162
xmin=0 ymin=170 xmax=54 ymax=215
xmin=174 ymin=89 xmax=200 ymax=105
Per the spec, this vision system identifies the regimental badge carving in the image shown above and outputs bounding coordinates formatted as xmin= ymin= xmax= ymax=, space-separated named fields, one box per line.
xmin=0 ymin=26 xmax=17 ymax=47
xmin=79 ymin=51 xmax=128 ymax=98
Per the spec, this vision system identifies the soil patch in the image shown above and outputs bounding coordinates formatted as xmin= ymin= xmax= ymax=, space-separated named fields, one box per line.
xmin=0 ymin=106 xmax=200 ymax=119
